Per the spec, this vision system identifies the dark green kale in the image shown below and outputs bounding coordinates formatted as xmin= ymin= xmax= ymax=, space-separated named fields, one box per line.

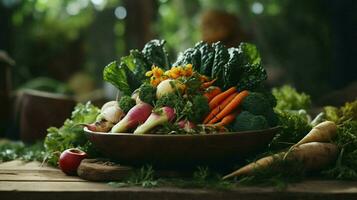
xmin=198 ymin=42 xmax=215 ymax=76
xmin=138 ymin=83 xmax=156 ymax=105
xmin=118 ymin=96 xmax=136 ymax=113
xmin=173 ymin=48 xmax=201 ymax=71
xmin=223 ymin=47 xmax=244 ymax=89
xmin=211 ymin=41 xmax=229 ymax=88
xmin=233 ymin=111 xmax=269 ymax=132
xmin=142 ymin=39 xmax=170 ymax=69
xmin=235 ymin=43 xmax=267 ymax=91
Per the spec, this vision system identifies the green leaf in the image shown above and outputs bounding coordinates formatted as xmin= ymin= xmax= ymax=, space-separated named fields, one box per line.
xmin=142 ymin=39 xmax=170 ymax=69
xmin=211 ymin=41 xmax=229 ymax=87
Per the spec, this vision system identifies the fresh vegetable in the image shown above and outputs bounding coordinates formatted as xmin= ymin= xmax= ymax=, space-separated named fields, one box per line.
xmin=45 ymin=102 xmax=100 ymax=166
xmin=323 ymin=120 xmax=357 ymax=180
xmin=142 ymin=39 xmax=170 ymax=69
xmin=118 ymin=96 xmax=136 ymax=113
xmin=208 ymin=87 xmax=237 ymax=109
xmin=272 ymin=85 xmax=311 ymax=111
xmin=138 ymin=83 xmax=156 ymax=105
xmin=177 ymin=120 xmax=196 ymax=132
xmin=111 ymin=103 xmax=153 ymax=133
xmin=202 ymin=78 xmax=216 ymax=88
xmin=324 ymin=100 xmax=357 ymax=124
xmin=100 ymin=101 xmax=124 ymax=123
xmin=85 ymin=119 xmax=114 ymax=132
xmin=215 ymin=112 xmax=238 ymax=127
xmin=156 ymin=79 xmax=185 ymax=99
xmin=292 ymin=121 xmax=337 ymax=148
xmin=155 ymin=93 xmax=184 ymax=114
xmin=209 ymin=90 xmax=249 ymax=124
xmin=269 ymin=110 xmax=312 ymax=150
xmin=186 ymin=95 xmax=210 ymax=124
xmin=204 ymin=92 xmax=237 ymax=124
xmin=203 ymin=86 xmax=221 ymax=102
xmin=223 ymin=142 xmax=338 ymax=179
xmin=233 ymin=111 xmax=269 ymax=131
xmin=134 ymin=107 xmax=176 ymax=134
xmin=241 ymin=92 xmax=272 ymax=116
xmin=211 ymin=42 xmax=229 ymax=87
xmin=59 ymin=148 xmax=87 ymax=176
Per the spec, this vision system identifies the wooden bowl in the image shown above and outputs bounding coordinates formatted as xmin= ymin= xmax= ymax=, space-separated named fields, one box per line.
xmin=85 ymin=127 xmax=280 ymax=169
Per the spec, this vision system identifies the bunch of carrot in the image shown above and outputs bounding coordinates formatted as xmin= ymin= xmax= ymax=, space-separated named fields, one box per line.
xmin=202 ymin=86 xmax=249 ymax=127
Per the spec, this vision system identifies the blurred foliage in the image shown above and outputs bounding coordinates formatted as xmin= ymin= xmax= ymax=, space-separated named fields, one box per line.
xmin=155 ymin=0 xmax=335 ymax=97
xmin=2 ymin=0 xmax=349 ymax=98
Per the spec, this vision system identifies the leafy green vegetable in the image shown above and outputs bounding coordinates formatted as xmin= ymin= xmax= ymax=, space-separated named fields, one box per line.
xmin=223 ymin=48 xmax=242 ymax=89
xmin=173 ymin=47 xmax=201 ymax=71
xmin=234 ymin=43 xmax=267 ymax=91
xmin=185 ymin=95 xmax=210 ymax=124
xmin=155 ymin=93 xmax=184 ymax=114
xmin=233 ymin=111 xmax=269 ymax=132
xmin=242 ymin=92 xmax=271 ymax=116
xmin=121 ymin=49 xmax=151 ymax=81
xmin=211 ymin=41 xmax=229 ymax=87
xmin=0 ymin=141 xmax=45 ymax=163
xmin=118 ymin=96 xmax=136 ymax=113
xmin=324 ymin=100 xmax=357 ymax=124
xmin=269 ymin=110 xmax=312 ymax=150
xmin=142 ymin=39 xmax=170 ymax=69
xmin=198 ymin=42 xmax=215 ymax=76
xmin=44 ymin=102 xmax=100 ymax=166
xmin=103 ymin=61 xmax=141 ymax=95
xmin=322 ymin=121 xmax=357 ymax=180
xmin=138 ymin=83 xmax=156 ymax=105
xmin=272 ymin=85 xmax=311 ymax=111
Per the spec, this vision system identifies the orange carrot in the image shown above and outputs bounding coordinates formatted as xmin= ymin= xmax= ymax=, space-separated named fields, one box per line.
xmin=208 ymin=90 xmax=249 ymax=124
xmin=214 ymin=112 xmax=237 ymax=127
xmin=203 ymin=92 xmax=237 ymax=124
xmin=203 ymin=86 xmax=222 ymax=102
xmin=208 ymin=87 xmax=237 ymax=109
xmin=202 ymin=78 xmax=217 ymax=88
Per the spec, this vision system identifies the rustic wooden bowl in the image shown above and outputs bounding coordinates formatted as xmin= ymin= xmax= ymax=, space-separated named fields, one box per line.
xmin=84 ymin=127 xmax=280 ymax=169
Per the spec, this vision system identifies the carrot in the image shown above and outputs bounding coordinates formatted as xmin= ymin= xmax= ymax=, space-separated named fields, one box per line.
xmin=214 ymin=112 xmax=238 ymax=127
xmin=223 ymin=142 xmax=338 ymax=180
xmin=203 ymin=86 xmax=222 ymax=102
xmin=208 ymin=87 xmax=237 ymax=109
xmin=203 ymin=93 xmax=237 ymax=124
xmin=208 ymin=90 xmax=249 ymax=124
xmin=284 ymin=121 xmax=337 ymax=159
xmin=202 ymin=78 xmax=217 ymax=88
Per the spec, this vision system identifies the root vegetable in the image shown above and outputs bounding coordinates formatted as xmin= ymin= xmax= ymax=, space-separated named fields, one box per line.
xmin=134 ymin=106 xmax=176 ymax=134
xmin=284 ymin=121 xmax=337 ymax=159
xmin=208 ymin=90 xmax=249 ymax=124
xmin=111 ymin=103 xmax=153 ymax=133
xmin=156 ymin=79 xmax=185 ymax=99
xmin=203 ymin=92 xmax=237 ymax=124
xmin=208 ymin=87 xmax=237 ymax=109
xmin=223 ymin=142 xmax=338 ymax=180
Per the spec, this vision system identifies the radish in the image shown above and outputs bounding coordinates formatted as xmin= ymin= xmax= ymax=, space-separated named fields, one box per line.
xmin=177 ymin=120 xmax=196 ymax=133
xmin=223 ymin=142 xmax=338 ymax=180
xmin=85 ymin=119 xmax=114 ymax=132
xmin=111 ymin=103 xmax=153 ymax=133
xmin=156 ymin=79 xmax=185 ymax=99
xmin=133 ymin=106 xmax=176 ymax=134
xmin=100 ymin=101 xmax=125 ymax=123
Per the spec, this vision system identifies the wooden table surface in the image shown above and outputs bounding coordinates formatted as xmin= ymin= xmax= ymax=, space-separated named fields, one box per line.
xmin=1 ymin=160 xmax=357 ymax=200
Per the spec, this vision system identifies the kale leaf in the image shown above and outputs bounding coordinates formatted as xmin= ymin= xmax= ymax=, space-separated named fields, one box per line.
xmin=198 ymin=42 xmax=215 ymax=76
xmin=211 ymin=41 xmax=229 ymax=88
xmin=142 ymin=39 xmax=170 ymax=69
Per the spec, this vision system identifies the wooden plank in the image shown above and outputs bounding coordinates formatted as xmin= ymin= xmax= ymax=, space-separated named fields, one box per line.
xmin=0 ymin=170 xmax=84 ymax=182
xmin=1 ymin=181 xmax=357 ymax=200
xmin=0 ymin=160 xmax=57 ymax=171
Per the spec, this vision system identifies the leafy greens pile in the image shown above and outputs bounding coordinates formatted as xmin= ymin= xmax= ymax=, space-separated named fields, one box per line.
xmin=44 ymin=102 xmax=100 ymax=166
xmin=103 ymin=39 xmax=267 ymax=95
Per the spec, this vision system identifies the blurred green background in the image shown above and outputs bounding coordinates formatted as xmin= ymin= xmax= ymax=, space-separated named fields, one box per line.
xmin=1 ymin=0 xmax=356 ymax=102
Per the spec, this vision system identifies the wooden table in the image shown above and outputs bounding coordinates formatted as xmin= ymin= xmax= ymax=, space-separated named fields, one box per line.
xmin=1 ymin=160 xmax=357 ymax=200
